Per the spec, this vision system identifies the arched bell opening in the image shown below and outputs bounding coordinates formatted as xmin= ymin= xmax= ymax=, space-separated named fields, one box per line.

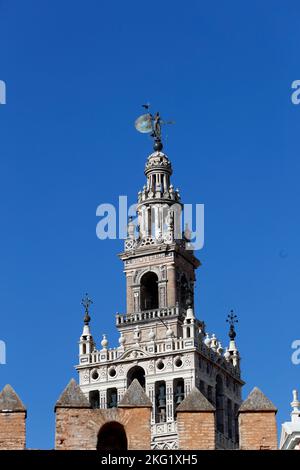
xmin=89 ymin=390 xmax=100 ymax=409
xmin=107 ymin=388 xmax=118 ymax=408
xmin=155 ymin=381 xmax=166 ymax=423
xmin=173 ymin=378 xmax=185 ymax=417
xmin=127 ymin=365 xmax=145 ymax=389
xmin=140 ymin=272 xmax=158 ymax=311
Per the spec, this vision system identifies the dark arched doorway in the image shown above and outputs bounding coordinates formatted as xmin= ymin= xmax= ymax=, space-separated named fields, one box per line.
xmin=127 ymin=365 xmax=145 ymax=388
xmin=97 ymin=422 xmax=127 ymax=451
xmin=140 ymin=272 xmax=158 ymax=310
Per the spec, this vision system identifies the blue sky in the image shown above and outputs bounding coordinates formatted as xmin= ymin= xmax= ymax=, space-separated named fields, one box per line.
xmin=0 ymin=0 xmax=300 ymax=449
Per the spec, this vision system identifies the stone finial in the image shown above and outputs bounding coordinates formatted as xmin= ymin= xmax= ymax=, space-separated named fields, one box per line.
xmin=118 ymin=379 xmax=152 ymax=408
xmin=101 ymin=334 xmax=108 ymax=349
xmin=133 ymin=326 xmax=141 ymax=343
xmin=127 ymin=216 xmax=135 ymax=240
xmin=210 ymin=333 xmax=218 ymax=351
xmin=186 ymin=306 xmax=195 ymax=320
xmin=118 ymin=332 xmax=126 ymax=347
xmin=184 ymin=223 xmax=192 ymax=241
xmin=0 ymin=384 xmax=26 ymax=415
xmin=55 ymin=378 xmax=91 ymax=410
xmin=290 ymin=389 xmax=300 ymax=424
xmin=291 ymin=389 xmax=300 ymax=411
xmin=176 ymin=387 xmax=215 ymax=412
xmin=239 ymin=387 xmax=277 ymax=413
xmin=166 ymin=325 xmax=174 ymax=339
xmin=224 ymin=347 xmax=231 ymax=361
xmin=148 ymin=328 xmax=156 ymax=341
xmin=204 ymin=333 xmax=211 ymax=347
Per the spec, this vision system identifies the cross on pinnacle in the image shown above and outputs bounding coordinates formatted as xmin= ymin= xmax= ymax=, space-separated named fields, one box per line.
xmin=81 ymin=293 xmax=93 ymax=325
xmin=226 ymin=310 xmax=238 ymax=340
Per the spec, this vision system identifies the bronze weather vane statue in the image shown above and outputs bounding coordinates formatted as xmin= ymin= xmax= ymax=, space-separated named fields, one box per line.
xmin=134 ymin=104 xmax=174 ymax=151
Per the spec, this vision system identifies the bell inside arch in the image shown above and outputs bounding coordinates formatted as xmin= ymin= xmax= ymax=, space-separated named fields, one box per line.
xmin=107 ymin=388 xmax=118 ymax=409
xmin=158 ymin=384 xmax=166 ymax=408
xmin=175 ymin=383 xmax=184 ymax=405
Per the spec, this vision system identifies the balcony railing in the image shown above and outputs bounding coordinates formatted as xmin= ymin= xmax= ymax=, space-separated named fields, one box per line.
xmin=79 ymin=336 xmax=240 ymax=378
xmin=116 ymin=306 xmax=183 ymax=325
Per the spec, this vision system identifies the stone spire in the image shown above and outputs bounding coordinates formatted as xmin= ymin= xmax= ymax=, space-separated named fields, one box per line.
xmin=125 ymin=109 xmax=183 ymax=249
xmin=0 ymin=384 xmax=26 ymax=415
xmin=142 ymin=152 xmax=175 ymax=201
xmin=135 ymin=150 xmax=181 ymax=245
xmin=81 ymin=293 xmax=92 ymax=331
xmin=176 ymin=387 xmax=215 ymax=412
xmin=55 ymin=378 xmax=91 ymax=410
xmin=239 ymin=387 xmax=277 ymax=412
xmin=118 ymin=379 xmax=152 ymax=408
xmin=225 ymin=310 xmax=240 ymax=367
xmin=79 ymin=294 xmax=95 ymax=356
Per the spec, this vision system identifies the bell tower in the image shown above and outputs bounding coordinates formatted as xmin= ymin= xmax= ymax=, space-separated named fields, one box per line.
xmin=76 ymin=110 xmax=244 ymax=450
xmin=117 ymin=140 xmax=201 ymax=347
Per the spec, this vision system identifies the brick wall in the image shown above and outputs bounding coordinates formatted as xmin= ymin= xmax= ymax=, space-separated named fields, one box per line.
xmin=177 ymin=411 xmax=215 ymax=450
xmin=239 ymin=412 xmax=277 ymax=450
xmin=0 ymin=412 xmax=26 ymax=450
xmin=55 ymin=407 xmax=151 ymax=450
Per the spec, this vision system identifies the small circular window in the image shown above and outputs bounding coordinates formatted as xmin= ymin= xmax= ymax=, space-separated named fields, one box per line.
xmin=91 ymin=370 xmax=99 ymax=380
xmin=109 ymin=367 xmax=117 ymax=377
xmin=156 ymin=360 xmax=164 ymax=370
xmin=175 ymin=357 xmax=183 ymax=368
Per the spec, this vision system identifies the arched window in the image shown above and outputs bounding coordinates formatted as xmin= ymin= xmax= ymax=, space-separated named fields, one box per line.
xmin=89 ymin=390 xmax=100 ymax=409
xmin=127 ymin=365 xmax=145 ymax=389
xmin=216 ymin=375 xmax=224 ymax=433
xmin=155 ymin=381 xmax=166 ymax=423
xmin=174 ymin=378 xmax=184 ymax=416
xmin=140 ymin=272 xmax=158 ymax=310
xmin=107 ymin=388 xmax=118 ymax=408
xmin=97 ymin=422 xmax=127 ymax=451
